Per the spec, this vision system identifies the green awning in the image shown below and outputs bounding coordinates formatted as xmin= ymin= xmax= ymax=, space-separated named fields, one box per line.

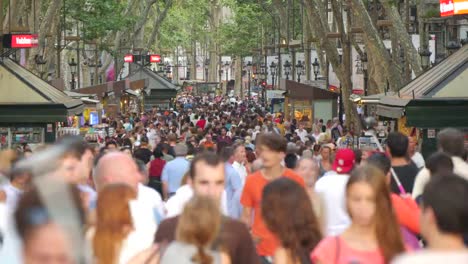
xmin=406 ymin=98 xmax=468 ymax=128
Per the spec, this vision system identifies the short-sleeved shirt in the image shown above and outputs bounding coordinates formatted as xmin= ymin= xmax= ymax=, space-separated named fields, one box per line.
xmin=311 ymin=236 xmax=385 ymax=264
xmin=161 ymin=157 xmax=190 ymax=194
xmin=240 ymin=168 xmax=305 ymax=256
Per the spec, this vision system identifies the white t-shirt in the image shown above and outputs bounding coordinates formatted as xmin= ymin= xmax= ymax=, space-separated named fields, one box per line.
xmin=412 ymin=156 xmax=468 ymax=199
xmin=314 ymin=172 xmax=351 ymax=236
xmin=164 ymin=185 xmax=229 ymax=218
xmin=232 ymin=161 xmax=248 ymax=186
xmin=1 ymin=183 xmax=23 ymax=215
xmin=295 ymin=129 xmax=309 ymax=143
xmin=392 ymin=251 xmax=468 ymax=264
xmin=411 ymin=152 xmax=425 ymax=169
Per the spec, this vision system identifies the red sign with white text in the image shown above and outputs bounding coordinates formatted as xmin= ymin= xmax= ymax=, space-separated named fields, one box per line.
xmin=440 ymin=0 xmax=468 ymax=17
xmin=2 ymin=34 xmax=38 ymax=48
xmin=124 ymin=54 xmax=134 ymax=63
xmin=150 ymin=54 xmax=161 ymax=63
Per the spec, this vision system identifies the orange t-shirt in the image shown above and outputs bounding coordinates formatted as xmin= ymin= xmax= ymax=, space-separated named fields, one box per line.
xmin=240 ymin=168 xmax=305 ymax=256
xmin=391 ymin=194 xmax=420 ymax=234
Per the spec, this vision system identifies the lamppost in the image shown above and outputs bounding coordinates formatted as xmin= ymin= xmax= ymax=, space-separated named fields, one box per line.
xmin=260 ymin=63 xmax=267 ymax=103
xmin=418 ymin=45 xmax=432 ymax=71
xmin=68 ymin=58 xmax=78 ymax=90
xmin=296 ymin=60 xmax=305 ymax=83
xmin=165 ymin=63 xmax=172 ymax=79
xmin=223 ymin=61 xmax=229 ymax=82
xmin=244 ymin=61 xmax=252 ymax=99
xmin=204 ymin=59 xmax=209 ymax=83
xmin=283 ymin=60 xmax=291 ymax=80
xmin=35 ymin=55 xmax=47 ymax=79
xmin=88 ymin=59 xmax=102 ymax=85
xmin=312 ymin=58 xmax=320 ymax=80
xmin=361 ymin=52 xmax=368 ymax=97
xmin=270 ymin=61 xmax=277 ymax=89
xmin=361 ymin=52 xmax=368 ymax=117
xmin=186 ymin=61 xmax=191 ymax=80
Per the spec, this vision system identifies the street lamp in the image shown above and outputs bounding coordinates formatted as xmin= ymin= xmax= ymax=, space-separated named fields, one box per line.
xmin=88 ymin=59 xmax=102 ymax=85
xmin=361 ymin=52 xmax=368 ymax=96
xmin=270 ymin=61 xmax=277 ymax=88
xmin=312 ymin=58 xmax=320 ymax=80
xmin=68 ymin=58 xmax=78 ymax=90
xmin=186 ymin=61 xmax=191 ymax=80
xmin=283 ymin=60 xmax=292 ymax=80
xmin=223 ymin=61 xmax=230 ymax=82
xmin=244 ymin=61 xmax=252 ymax=100
xmin=260 ymin=63 xmax=267 ymax=102
xmin=418 ymin=45 xmax=432 ymax=70
xmin=296 ymin=60 xmax=305 ymax=83
xmin=204 ymin=59 xmax=209 ymax=83
xmin=34 ymin=55 xmax=47 ymax=79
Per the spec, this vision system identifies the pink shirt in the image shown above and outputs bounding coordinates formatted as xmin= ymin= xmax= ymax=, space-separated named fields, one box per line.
xmin=311 ymin=236 xmax=384 ymax=264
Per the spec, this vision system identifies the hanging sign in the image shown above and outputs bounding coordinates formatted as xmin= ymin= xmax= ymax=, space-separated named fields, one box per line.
xmin=3 ymin=34 xmax=38 ymax=48
xmin=124 ymin=54 xmax=134 ymax=63
xmin=149 ymin=54 xmax=161 ymax=63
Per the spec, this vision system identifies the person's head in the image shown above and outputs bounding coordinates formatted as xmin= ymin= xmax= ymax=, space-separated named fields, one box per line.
xmin=232 ymin=142 xmax=246 ymax=164
xmin=295 ymin=158 xmax=319 ymax=188
xmin=94 ymin=152 xmax=141 ymax=191
xmin=346 ymin=165 xmax=405 ymax=262
xmin=284 ymin=153 xmax=298 ymax=169
xmin=189 ymin=152 xmax=225 ymax=201
xmin=220 ymin=127 xmax=227 ymax=136
xmin=408 ymin=136 xmax=417 ymax=156
xmin=93 ymin=184 xmax=136 ymax=264
xmin=55 ymin=136 xmax=94 ymax=184
xmin=262 ymin=178 xmax=322 ymax=263
xmin=15 ymin=186 xmax=85 ymax=264
xmin=176 ymin=195 xmax=222 ymax=264
xmin=220 ymin=146 xmax=235 ymax=163
xmin=105 ymin=141 xmax=118 ymax=151
xmin=174 ymin=143 xmax=188 ymax=157
xmin=135 ymin=159 xmax=149 ymax=184
xmin=420 ymin=174 xmax=468 ymax=247
xmin=204 ymin=133 xmax=213 ymax=142
xmin=426 ymin=152 xmax=454 ymax=177
xmin=256 ymin=133 xmax=287 ymax=169
xmin=437 ymin=128 xmax=465 ymax=158
xmin=386 ymin=132 xmax=408 ymax=158
xmin=320 ymin=145 xmax=331 ymax=160
xmin=332 ymin=148 xmax=355 ymax=174
xmin=8 ymin=163 xmax=32 ymax=190
xmin=366 ymin=152 xmax=392 ymax=184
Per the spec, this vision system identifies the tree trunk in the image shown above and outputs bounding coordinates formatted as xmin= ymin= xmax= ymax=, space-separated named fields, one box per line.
xmin=146 ymin=0 xmax=173 ymax=49
xmin=381 ymin=0 xmax=423 ymax=76
xmin=349 ymin=0 xmax=403 ymax=91
xmin=234 ymin=56 xmax=242 ymax=98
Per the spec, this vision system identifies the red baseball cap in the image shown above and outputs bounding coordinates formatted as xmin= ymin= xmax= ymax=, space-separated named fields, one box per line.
xmin=332 ymin=149 xmax=356 ymax=174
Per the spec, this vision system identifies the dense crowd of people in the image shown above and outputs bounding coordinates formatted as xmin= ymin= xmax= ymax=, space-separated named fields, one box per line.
xmin=0 ymin=95 xmax=467 ymax=264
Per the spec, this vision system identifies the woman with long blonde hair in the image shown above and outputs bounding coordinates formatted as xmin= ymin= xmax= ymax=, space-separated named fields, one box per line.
xmin=160 ymin=195 xmax=230 ymax=264
xmin=92 ymin=183 xmax=138 ymax=264
xmin=311 ymin=165 xmax=406 ymax=264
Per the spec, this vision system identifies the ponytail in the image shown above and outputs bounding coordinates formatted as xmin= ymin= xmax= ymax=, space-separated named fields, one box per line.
xmin=191 ymin=245 xmax=213 ymax=264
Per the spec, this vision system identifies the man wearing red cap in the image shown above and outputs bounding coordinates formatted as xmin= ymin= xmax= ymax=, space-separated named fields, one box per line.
xmin=315 ymin=148 xmax=355 ymax=236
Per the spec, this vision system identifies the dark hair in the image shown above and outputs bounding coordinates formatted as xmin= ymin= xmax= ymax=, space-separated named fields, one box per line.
xmin=366 ymin=152 xmax=391 ymax=175
xmin=256 ymin=133 xmax=287 ymax=153
xmin=426 ymin=152 xmax=454 ymax=176
xmin=262 ymin=178 xmax=322 ymax=264
xmin=386 ymin=132 xmax=408 ymax=158
xmin=220 ymin=146 xmax=234 ymax=162
xmin=15 ymin=185 xmax=85 ymax=242
xmin=105 ymin=140 xmax=118 ymax=148
xmin=284 ymin=153 xmax=298 ymax=169
xmin=153 ymin=144 xmax=164 ymax=159
xmin=422 ymin=174 xmax=468 ymax=234
xmin=189 ymin=152 xmax=223 ymax=180
xmin=437 ymin=128 xmax=465 ymax=157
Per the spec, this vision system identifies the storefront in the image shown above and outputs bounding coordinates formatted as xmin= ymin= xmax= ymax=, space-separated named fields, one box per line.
xmin=128 ymin=66 xmax=178 ymax=111
xmin=283 ymin=80 xmax=338 ymax=129
xmin=0 ymin=58 xmax=84 ymax=149
xmin=372 ymin=44 xmax=468 ymax=157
